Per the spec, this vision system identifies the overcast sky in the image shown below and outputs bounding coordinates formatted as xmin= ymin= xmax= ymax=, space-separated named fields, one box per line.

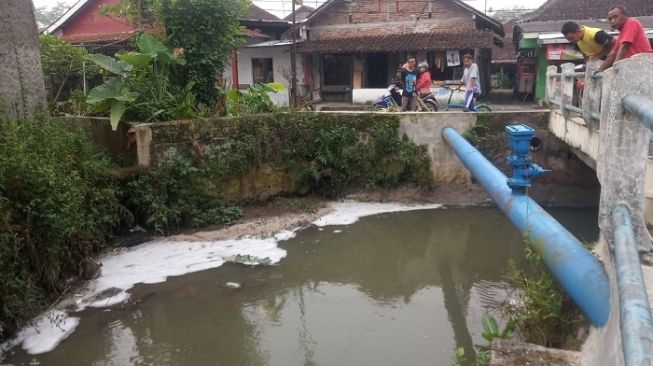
xmin=32 ymin=0 xmax=549 ymax=18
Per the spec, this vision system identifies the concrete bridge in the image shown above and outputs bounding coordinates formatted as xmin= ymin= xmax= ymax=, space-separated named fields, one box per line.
xmin=545 ymin=54 xmax=653 ymax=365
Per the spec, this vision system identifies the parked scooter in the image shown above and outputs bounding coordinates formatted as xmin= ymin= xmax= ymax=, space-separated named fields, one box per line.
xmin=373 ymin=82 xmax=402 ymax=109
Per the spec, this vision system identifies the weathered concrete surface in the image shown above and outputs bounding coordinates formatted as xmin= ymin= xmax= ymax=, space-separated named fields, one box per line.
xmin=397 ymin=110 xmax=551 ymax=184
xmin=124 ymin=110 xmax=604 ymax=204
xmin=597 ymin=55 xmax=653 ymax=257
xmin=398 ymin=112 xmax=476 ymax=184
xmin=545 ymin=55 xmax=653 ymax=366
xmin=548 ymin=110 xmax=600 ymax=170
xmin=219 ymin=163 xmax=309 ymax=202
xmin=0 ymin=0 xmax=47 ymax=119
xmin=492 ymin=339 xmax=581 ymax=365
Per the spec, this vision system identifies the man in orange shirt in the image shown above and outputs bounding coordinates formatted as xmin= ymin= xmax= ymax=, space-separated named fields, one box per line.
xmin=597 ymin=5 xmax=653 ymax=72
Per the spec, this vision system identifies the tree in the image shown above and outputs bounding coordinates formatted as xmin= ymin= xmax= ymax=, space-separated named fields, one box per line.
xmin=100 ymin=0 xmax=250 ymax=109
xmin=0 ymin=0 xmax=47 ymax=120
xmin=34 ymin=2 xmax=71 ymax=31
xmin=40 ymin=35 xmax=97 ymax=105
xmin=160 ymin=0 xmax=249 ymax=105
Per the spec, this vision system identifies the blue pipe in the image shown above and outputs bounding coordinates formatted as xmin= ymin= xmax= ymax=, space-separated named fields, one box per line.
xmin=624 ymin=94 xmax=653 ymax=131
xmin=442 ymin=126 xmax=611 ymax=326
xmin=611 ymin=204 xmax=653 ymax=366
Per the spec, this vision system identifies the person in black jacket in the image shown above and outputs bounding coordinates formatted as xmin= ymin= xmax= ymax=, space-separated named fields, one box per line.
xmin=400 ymin=58 xmax=420 ymax=111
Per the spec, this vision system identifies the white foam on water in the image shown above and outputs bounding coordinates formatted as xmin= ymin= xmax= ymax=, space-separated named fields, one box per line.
xmin=312 ymin=201 xmax=443 ymax=227
xmin=78 ymin=237 xmax=287 ymax=311
xmin=1 ymin=311 xmax=79 ymax=356
xmin=274 ymin=230 xmax=297 ymax=242
xmin=3 ymin=200 xmax=443 ymax=356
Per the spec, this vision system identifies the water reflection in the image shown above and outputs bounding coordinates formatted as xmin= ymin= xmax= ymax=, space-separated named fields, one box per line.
xmin=4 ymin=207 xmax=598 ymax=366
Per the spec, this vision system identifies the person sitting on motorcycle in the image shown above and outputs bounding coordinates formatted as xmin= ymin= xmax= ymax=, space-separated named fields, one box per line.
xmin=416 ymin=62 xmax=432 ymax=98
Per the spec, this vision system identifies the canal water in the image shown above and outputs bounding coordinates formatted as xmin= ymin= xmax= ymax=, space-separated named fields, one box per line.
xmin=2 ymin=207 xmax=598 ymax=366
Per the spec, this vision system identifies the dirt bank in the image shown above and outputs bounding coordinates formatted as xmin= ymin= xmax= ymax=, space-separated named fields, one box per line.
xmin=165 ymin=183 xmax=598 ymax=243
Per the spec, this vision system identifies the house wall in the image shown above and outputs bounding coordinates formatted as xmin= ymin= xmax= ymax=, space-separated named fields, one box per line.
xmin=61 ymin=0 xmax=134 ymax=37
xmin=309 ymin=0 xmax=476 ymax=39
xmin=223 ymin=46 xmax=307 ymax=106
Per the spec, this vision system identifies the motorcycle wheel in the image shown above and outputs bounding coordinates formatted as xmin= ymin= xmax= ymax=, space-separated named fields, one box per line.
xmin=476 ymin=105 xmax=492 ymax=112
xmin=425 ymin=100 xmax=439 ymax=112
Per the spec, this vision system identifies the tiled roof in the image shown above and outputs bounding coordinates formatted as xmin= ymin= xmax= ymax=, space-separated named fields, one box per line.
xmin=518 ymin=16 xmax=653 ymax=33
xmin=242 ymin=28 xmax=271 ymax=39
xmin=305 ymin=0 xmax=504 ymax=37
xmin=283 ymin=6 xmax=315 ymax=21
xmin=298 ymin=30 xmax=495 ymax=54
xmin=62 ymin=31 xmax=134 ymax=44
xmin=522 ymin=0 xmax=653 ymax=22
xmin=493 ymin=20 xmax=517 ymax=62
xmin=245 ymin=4 xmax=279 ymax=21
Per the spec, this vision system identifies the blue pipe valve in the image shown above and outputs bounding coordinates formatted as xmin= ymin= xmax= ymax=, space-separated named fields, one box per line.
xmin=505 ymin=125 xmax=550 ymax=192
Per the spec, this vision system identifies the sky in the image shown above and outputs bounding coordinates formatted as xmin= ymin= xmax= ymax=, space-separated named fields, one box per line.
xmin=32 ymin=0 xmax=549 ymax=18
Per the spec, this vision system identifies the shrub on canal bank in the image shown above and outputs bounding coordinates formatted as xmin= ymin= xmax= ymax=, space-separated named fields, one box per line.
xmin=0 ymin=117 xmax=121 ymax=337
xmin=505 ymin=242 xmax=585 ymax=348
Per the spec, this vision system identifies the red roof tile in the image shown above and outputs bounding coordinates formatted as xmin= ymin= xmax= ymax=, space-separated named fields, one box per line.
xmin=523 ymin=0 xmax=653 ymax=22
xmin=299 ymin=30 xmax=495 ymax=54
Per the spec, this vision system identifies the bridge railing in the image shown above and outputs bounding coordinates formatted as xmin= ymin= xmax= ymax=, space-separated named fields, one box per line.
xmin=546 ymin=61 xmax=603 ymax=130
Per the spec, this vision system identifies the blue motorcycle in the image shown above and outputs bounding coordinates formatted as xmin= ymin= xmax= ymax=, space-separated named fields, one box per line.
xmin=372 ymin=83 xmax=402 ymax=110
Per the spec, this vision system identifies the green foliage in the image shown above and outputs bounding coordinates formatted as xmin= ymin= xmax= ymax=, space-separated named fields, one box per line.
xmin=160 ymin=0 xmax=250 ymax=104
xmin=85 ymin=33 xmax=196 ymax=129
xmin=39 ymin=35 xmax=98 ymax=107
xmin=462 ymin=117 xmax=505 ymax=159
xmin=452 ymin=346 xmax=491 ymax=366
xmin=126 ymin=149 xmax=242 ymax=234
xmin=195 ymin=113 xmax=432 ymax=198
xmin=225 ymin=83 xmax=285 ymax=116
xmin=481 ymin=313 xmax=500 ymax=341
xmin=86 ymin=77 xmax=138 ymax=130
xmin=0 ymin=117 xmax=120 ymax=337
xmin=504 ymin=238 xmax=584 ymax=347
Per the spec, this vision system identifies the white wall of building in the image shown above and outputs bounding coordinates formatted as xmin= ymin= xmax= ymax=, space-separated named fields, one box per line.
xmin=223 ymin=45 xmax=306 ymax=107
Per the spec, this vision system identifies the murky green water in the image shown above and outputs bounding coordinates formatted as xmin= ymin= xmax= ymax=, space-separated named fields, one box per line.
xmin=4 ymin=207 xmax=598 ymax=366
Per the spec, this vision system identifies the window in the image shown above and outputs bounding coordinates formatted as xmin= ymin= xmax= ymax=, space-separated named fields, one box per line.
xmin=252 ymin=58 xmax=273 ymax=84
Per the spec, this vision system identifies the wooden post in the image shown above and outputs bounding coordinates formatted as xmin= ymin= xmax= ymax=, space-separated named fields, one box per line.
xmin=231 ymin=52 xmax=239 ymax=90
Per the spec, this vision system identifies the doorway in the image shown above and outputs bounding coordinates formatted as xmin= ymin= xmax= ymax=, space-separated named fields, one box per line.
xmin=365 ymin=53 xmax=389 ymax=88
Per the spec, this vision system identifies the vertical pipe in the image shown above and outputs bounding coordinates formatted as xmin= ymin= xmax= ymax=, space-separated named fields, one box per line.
xmin=611 ymin=204 xmax=653 ymax=366
xmin=442 ymin=126 xmax=610 ymax=326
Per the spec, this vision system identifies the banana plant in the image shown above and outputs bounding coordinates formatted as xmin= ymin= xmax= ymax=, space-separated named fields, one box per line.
xmin=84 ymin=34 xmax=185 ymax=130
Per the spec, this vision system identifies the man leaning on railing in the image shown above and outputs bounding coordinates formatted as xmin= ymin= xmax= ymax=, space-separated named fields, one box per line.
xmin=596 ymin=5 xmax=653 ymax=73
xmin=561 ymin=21 xmax=614 ymax=61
